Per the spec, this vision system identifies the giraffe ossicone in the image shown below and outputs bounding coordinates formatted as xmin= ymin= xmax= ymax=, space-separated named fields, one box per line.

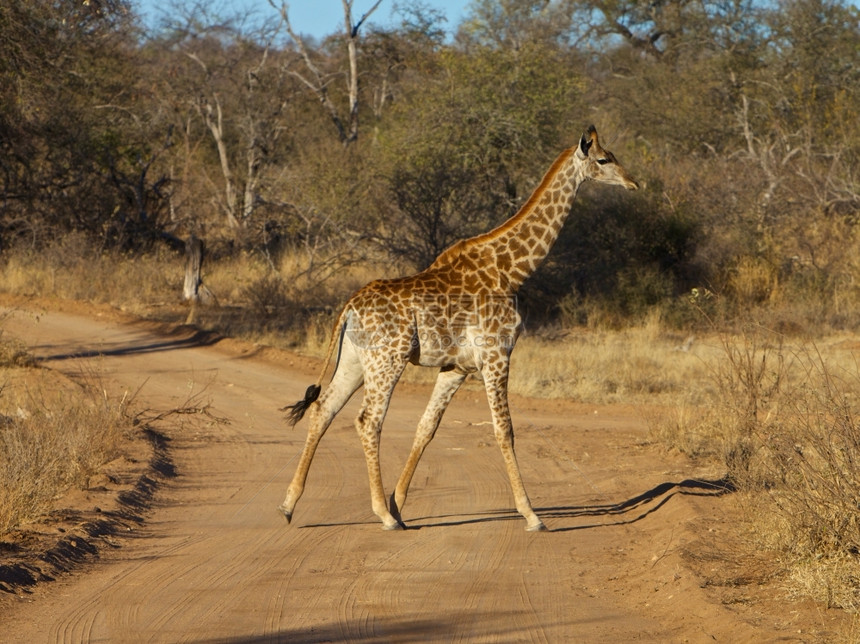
xmin=280 ymin=125 xmax=639 ymax=531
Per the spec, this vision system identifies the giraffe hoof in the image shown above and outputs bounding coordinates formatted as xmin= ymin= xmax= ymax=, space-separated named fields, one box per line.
xmin=526 ymin=521 xmax=547 ymax=532
xmin=278 ymin=505 xmax=293 ymax=524
xmin=382 ymin=521 xmax=404 ymax=531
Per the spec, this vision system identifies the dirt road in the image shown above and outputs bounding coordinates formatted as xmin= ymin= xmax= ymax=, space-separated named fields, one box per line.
xmin=0 ymin=303 xmax=834 ymax=642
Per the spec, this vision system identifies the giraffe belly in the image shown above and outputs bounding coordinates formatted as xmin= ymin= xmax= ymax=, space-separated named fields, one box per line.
xmin=410 ymin=325 xmax=514 ymax=371
xmin=409 ymin=325 xmax=466 ymax=367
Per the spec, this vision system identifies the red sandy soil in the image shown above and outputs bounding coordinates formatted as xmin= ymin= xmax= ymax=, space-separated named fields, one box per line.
xmin=0 ymin=297 xmax=847 ymax=642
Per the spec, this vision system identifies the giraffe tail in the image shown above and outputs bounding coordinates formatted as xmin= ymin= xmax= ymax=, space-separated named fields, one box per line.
xmin=281 ymin=307 xmax=348 ymax=426
xmin=282 ymin=383 xmax=322 ymax=426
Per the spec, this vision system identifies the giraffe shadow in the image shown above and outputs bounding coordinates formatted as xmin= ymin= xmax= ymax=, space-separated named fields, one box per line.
xmin=404 ymin=477 xmax=734 ymax=531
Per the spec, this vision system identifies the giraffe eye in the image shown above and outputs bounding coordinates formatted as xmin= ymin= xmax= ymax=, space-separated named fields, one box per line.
xmin=596 ymin=158 xmax=610 ymax=165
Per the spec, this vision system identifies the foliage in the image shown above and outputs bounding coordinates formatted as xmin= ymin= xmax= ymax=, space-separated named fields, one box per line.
xmin=0 ymin=0 xmax=174 ymax=251
xmin=528 ymin=186 xmax=701 ymax=323
xmin=0 ymin=0 xmax=858 ymax=329
xmin=375 ymin=40 xmax=584 ymax=268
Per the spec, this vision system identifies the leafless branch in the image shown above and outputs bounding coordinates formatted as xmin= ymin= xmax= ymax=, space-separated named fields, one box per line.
xmin=269 ymin=0 xmax=382 ymax=145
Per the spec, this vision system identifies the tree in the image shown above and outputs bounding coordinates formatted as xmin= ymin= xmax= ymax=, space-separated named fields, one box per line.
xmin=458 ymin=0 xmax=575 ymax=49
xmin=273 ymin=0 xmax=383 ymax=146
xmin=566 ymin=0 xmax=764 ymax=63
xmin=375 ymin=38 xmax=585 ymax=268
xmin=186 ymin=42 xmax=279 ymax=231
xmin=0 ymin=0 xmax=172 ymax=250
xmin=730 ymin=1 xmax=860 ymax=272
xmin=146 ymin=9 xmax=294 ymax=238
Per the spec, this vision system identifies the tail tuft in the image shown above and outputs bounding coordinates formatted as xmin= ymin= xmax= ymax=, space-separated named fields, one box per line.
xmin=281 ymin=384 xmax=322 ymax=426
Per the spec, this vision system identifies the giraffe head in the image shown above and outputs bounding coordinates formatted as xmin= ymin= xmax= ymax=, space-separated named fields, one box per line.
xmin=575 ymin=125 xmax=639 ymax=190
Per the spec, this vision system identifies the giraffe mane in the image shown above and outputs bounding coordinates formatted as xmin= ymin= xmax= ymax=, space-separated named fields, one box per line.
xmin=427 ymin=147 xmax=575 ymax=270
xmin=467 ymin=147 xmax=575 ymax=249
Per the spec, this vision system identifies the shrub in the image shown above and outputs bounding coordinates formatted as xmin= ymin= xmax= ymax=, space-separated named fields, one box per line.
xmin=688 ymin=327 xmax=860 ymax=609
xmin=0 ymin=368 xmax=133 ymax=536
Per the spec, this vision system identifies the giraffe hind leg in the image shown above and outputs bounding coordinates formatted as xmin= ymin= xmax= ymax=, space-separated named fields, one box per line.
xmin=279 ymin=337 xmax=364 ymax=523
xmin=354 ymin=366 xmax=409 ymax=530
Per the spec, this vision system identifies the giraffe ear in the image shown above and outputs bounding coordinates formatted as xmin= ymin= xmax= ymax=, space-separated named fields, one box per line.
xmin=578 ymin=128 xmax=593 ymax=158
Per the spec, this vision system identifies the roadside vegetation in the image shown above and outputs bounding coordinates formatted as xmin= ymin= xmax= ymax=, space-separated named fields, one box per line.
xmin=1 ymin=0 xmax=859 ymax=618
xmin=0 ymin=327 xmax=136 ymax=536
xmin=710 ymin=331 xmax=860 ymax=612
xmin=651 ymin=327 xmax=860 ymax=612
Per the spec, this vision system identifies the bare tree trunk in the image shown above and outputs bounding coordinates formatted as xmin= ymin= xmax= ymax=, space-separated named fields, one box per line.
xmin=342 ymin=0 xmax=362 ymax=144
xmin=201 ymin=98 xmax=240 ymax=228
xmin=184 ymin=234 xmax=204 ymax=302
xmin=186 ymin=52 xmax=241 ymax=229
xmin=183 ymin=234 xmax=216 ymax=324
xmin=243 ymin=140 xmax=260 ymax=222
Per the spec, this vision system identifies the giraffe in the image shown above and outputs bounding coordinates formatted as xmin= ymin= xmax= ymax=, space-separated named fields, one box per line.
xmin=280 ymin=125 xmax=639 ymax=531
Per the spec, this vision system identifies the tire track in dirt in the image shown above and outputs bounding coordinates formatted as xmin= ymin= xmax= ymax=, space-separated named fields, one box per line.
xmin=97 ymin=393 xmax=323 ymax=641
xmin=440 ymin=436 xmax=551 ymax=641
xmin=263 ymin=525 xmax=346 ymax=636
xmin=44 ymin=427 xmax=265 ymax=640
xmin=314 ymin=410 xmax=555 ymax=642
xmin=103 ymin=410 xmax=262 ymax=636
xmin=1 ymin=303 xmax=831 ymax=642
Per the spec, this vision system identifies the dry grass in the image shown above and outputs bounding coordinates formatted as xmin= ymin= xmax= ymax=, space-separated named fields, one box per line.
xmin=0 ymin=361 xmax=135 ymax=536
xmin=1 ymin=233 xmax=180 ymax=309
xmin=510 ymin=314 xmax=718 ymax=404
xmin=0 ymin=236 xmax=384 ymax=341
xmin=653 ymin=327 xmax=860 ymax=612
xmin=0 ymin=305 xmax=140 ymax=537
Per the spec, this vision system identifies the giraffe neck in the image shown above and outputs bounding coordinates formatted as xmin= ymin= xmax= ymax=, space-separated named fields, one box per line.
xmin=472 ymin=148 xmax=586 ymax=292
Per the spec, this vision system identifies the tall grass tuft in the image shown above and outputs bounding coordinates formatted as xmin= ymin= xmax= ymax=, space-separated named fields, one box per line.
xmin=670 ymin=326 xmax=860 ymax=609
xmin=0 ymin=396 xmax=131 ymax=535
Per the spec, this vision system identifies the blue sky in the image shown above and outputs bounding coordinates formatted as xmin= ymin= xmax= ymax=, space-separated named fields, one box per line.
xmin=135 ymin=0 xmax=860 ymax=39
xmin=135 ymin=1 xmax=471 ymax=39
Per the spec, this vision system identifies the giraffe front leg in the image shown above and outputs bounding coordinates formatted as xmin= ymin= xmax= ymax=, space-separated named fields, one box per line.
xmin=483 ymin=364 xmax=546 ymax=532
xmin=391 ymin=368 xmax=466 ymax=521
